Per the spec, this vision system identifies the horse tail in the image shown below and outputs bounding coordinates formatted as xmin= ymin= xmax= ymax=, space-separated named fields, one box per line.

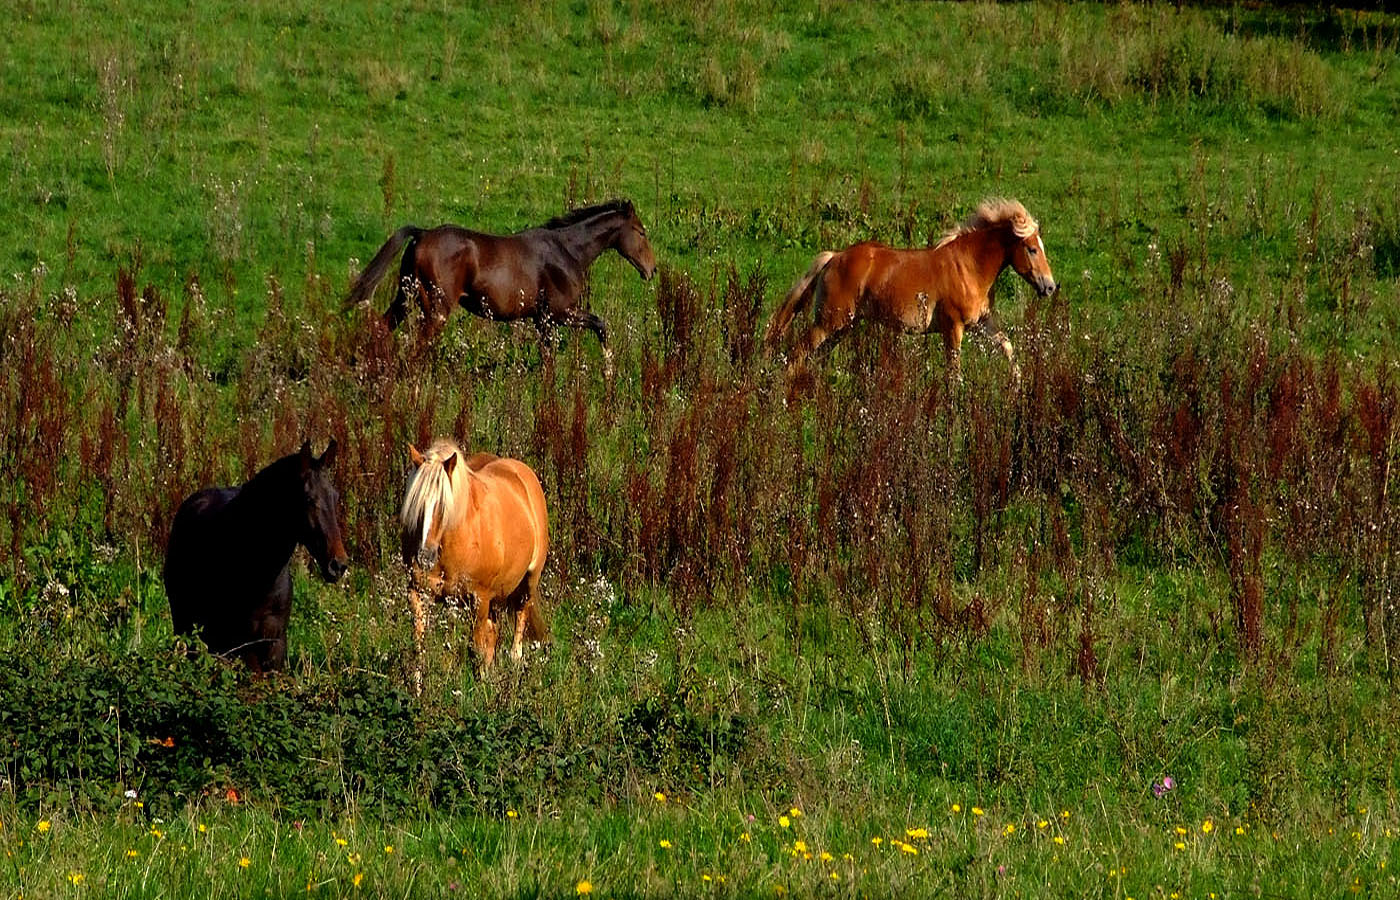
xmin=346 ymin=225 xmax=423 ymax=308
xmin=764 ymin=250 xmax=836 ymax=350
xmin=399 ymin=441 xmax=459 ymax=567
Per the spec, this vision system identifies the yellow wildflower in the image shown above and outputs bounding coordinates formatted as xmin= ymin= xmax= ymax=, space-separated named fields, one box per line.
xmin=1053 ymin=836 xmax=1065 ymax=845
xmin=384 ymin=845 xmax=394 ymax=854
xmin=576 ymin=880 xmax=592 ymax=895
xmin=1202 ymin=820 xmax=1214 ymax=834
xmin=1174 ymin=842 xmax=1186 ymax=851
xmin=899 ymin=841 xmax=918 ymax=855
xmin=354 ymin=872 xmax=364 ymax=888
xmin=778 ymin=815 xmax=790 ymax=828
xmin=740 ymin=831 xmax=751 ymax=842
xmin=951 ymin=803 xmax=962 ymax=813
xmin=1175 ymin=826 xmax=1187 ymax=835
xmin=789 ymin=807 xmax=802 ymax=818
xmin=1037 ymin=820 xmax=1048 ymax=829
xmin=506 ymin=810 xmax=518 ymax=819
xmin=906 ymin=827 xmax=928 ymax=839
xmin=198 ymin=824 xmax=208 ymax=834
xmin=239 ymin=857 xmax=251 ymax=869
xmin=871 ymin=837 xmax=883 ymax=846
xmin=67 ymin=872 xmax=85 ymax=885
xmin=1003 ymin=824 xmax=1016 ymax=836
xmin=1235 ymin=826 xmax=1246 ymax=836
xmin=794 ymin=840 xmax=808 ymax=853
xmin=830 ymin=872 xmax=839 ymax=881
xmin=126 ymin=849 xmax=139 ymax=859
xmin=702 ymin=874 xmax=711 ymax=882
xmin=820 ymin=851 xmax=833 ymax=861
xmin=655 ymin=792 xmax=666 ymax=803
xmin=1060 ymin=810 xmax=1070 ymax=820
xmin=659 ymin=839 xmax=672 ymax=849
xmin=336 ymin=838 xmax=348 ymax=847
xmin=36 ymin=821 xmax=51 ymax=834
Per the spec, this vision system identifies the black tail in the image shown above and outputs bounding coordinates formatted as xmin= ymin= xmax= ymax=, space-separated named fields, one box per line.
xmin=346 ymin=225 xmax=423 ymax=308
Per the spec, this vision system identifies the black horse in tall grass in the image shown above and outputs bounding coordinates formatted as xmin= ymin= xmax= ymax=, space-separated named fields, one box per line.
xmin=163 ymin=441 xmax=349 ymax=672
xmin=346 ymin=199 xmax=657 ymax=370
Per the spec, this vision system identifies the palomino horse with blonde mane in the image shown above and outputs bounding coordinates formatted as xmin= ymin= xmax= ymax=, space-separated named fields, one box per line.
xmin=765 ymin=198 xmax=1057 ymax=381
xmin=399 ymin=439 xmax=549 ymax=690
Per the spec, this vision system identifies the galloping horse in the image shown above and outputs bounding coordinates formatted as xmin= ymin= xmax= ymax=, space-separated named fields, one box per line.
xmin=164 ymin=441 xmax=349 ymax=672
xmin=347 ymin=200 xmax=656 ymax=368
xmin=765 ymin=198 xmax=1057 ymax=381
xmin=399 ymin=438 xmax=549 ymax=690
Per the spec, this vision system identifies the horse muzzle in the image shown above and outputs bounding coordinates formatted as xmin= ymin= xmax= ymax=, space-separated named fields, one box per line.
xmin=1035 ymin=278 xmax=1058 ymax=298
xmin=323 ymin=555 xmax=349 ymax=583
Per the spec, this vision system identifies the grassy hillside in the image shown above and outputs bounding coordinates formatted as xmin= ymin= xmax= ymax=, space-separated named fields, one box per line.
xmin=2 ymin=2 xmax=1399 ymax=897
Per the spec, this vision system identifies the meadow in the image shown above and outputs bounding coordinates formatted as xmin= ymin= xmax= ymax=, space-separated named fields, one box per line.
xmin=2 ymin=1 xmax=1400 ymax=897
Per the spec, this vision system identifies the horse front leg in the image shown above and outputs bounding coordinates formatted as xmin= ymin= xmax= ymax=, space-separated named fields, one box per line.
xmin=971 ymin=318 xmax=1021 ymax=384
xmin=558 ymin=307 xmax=613 ymax=378
xmin=942 ymin=319 xmax=965 ymax=386
xmin=472 ymin=593 xmax=499 ymax=672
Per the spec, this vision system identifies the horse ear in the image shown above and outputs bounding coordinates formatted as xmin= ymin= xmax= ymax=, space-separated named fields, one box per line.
xmin=443 ymin=452 xmax=458 ymax=478
xmin=408 ymin=444 xmax=426 ymax=468
xmin=299 ymin=440 xmax=314 ymax=473
xmin=319 ymin=439 xmax=338 ymax=469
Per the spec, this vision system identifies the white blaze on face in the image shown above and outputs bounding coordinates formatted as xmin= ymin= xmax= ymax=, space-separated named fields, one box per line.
xmin=420 ymin=495 xmax=436 ymax=553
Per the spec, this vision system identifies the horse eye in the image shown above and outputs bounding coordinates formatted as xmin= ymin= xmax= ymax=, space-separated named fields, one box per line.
xmin=1027 ymin=246 xmax=1038 ymax=256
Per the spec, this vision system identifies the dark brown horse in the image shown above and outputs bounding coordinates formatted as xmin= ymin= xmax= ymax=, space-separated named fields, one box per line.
xmin=347 ymin=199 xmax=656 ymax=369
xmin=163 ymin=441 xmax=349 ymax=672
xmin=765 ymin=199 xmax=1057 ymax=381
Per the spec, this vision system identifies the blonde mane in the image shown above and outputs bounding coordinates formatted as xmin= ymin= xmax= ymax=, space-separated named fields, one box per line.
xmin=935 ymin=198 xmax=1039 ymax=249
xmin=400 ymin=437 xmax=468 ymax=553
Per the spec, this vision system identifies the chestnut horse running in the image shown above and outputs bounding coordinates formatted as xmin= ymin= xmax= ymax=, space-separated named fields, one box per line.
xmin=347 ymin=200 xmax=656 ymax=368
xmin=765 ymin=199 xmax=1057 ymax=381
xmin=399 ymin=438 xmax=549 ymax=692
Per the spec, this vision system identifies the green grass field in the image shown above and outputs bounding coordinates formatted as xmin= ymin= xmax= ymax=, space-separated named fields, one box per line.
xmin=3 ymin=1 xmax=1400 ymax=897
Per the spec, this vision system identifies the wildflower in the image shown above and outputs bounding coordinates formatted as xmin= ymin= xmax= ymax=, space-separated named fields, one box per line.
xmin=1060 ymin=810 xmax=1070 ymax=820
xmin=506 ymin=810 xmax=518 ymax=819
xmin=702 ymin=874 xmax=712 ymax=882
xmin=793 ymin=841 xmax=808 ymax=853
xmin=830 ymin=872 xmax=839 ymax=881
xmin=125 ymin=789 xmax=138 ymax=800
xmin=871 ymin=837 xmax=883 ymax=847
xmin=239 ymin=857 xmax=251 ymax=869
xmin=819 ymin=850 xmax=833 ymax=862
xmin=149 ymin=828 xmax=164 ymax=839
xmin=1235 ymin=826 xmax=1246 ymax=836
xmin=659 ymin=839 xmax=672 ymax=849
xmin=899 ymin=841 xmax=918 ymax=855
xmin=1152 ymin=776 xmax=1176 ymax=799
xmin=226 ymin=788 xmax=241 ymax=804
xmin=971 ymin=807 xmax=985 ymax=817
xmin=126 ymin=849 xmax=139 ymax=858
xmin=655 ymin=792 xmax=666 ymax=803
xmin=740 ymin=831 xmax=751 ymax=842
xmin=906 ymin=827 xmax=928 ymax=839
xmin=1202 ymin=820 xmax=1214 ymax=834
xmin=951 ymin=804 xmax=962 ymax=813
xmin=68 ymin=872 xmax=85 ymax=885
xmin=37 ymin=820 xmax=51 ymax=833
xmin=778 ymin=815 xmax=790 ymax=829
xmin=1174 ymin=842 xmax=1186 ymax=851
xmin=336 ymin=837 xmax=348 ymax=847
xmin=1053 ymin=836 xmax=1065 ymax=845
xmin=354 ymin=872 xmax=364 ymax=888
xmin=576 ymin=880 xmax=592 ymax=895
xmin=774 ymin=886 xmax=787 ymax=896
xmin=198 ymin=824 xmax=208 ymax=834
xmin=384 ymin=845 xmax=394 ymax=854
xmin=789 ymin=807 xmax=802 ymax=818
xmin=1175 ymin=826 xmax=1187 ymax=835
xmin=1003 ymin=824 xmax=1016 ymax=836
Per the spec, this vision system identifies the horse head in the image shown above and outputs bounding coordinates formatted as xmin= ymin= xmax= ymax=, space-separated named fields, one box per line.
xmin=1007 ymin=225 xmax=1057 ymax=298
xmin=402 ymin=442 xmax=460 ymax=569
xmin=297 ymin=439 xmax=349 ymax=583
xmin=616 ymin=201 xmax=657 ymax=281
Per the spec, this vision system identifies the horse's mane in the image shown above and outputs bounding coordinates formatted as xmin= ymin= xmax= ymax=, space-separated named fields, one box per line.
xmin=935 ymin=198 xmax=1038 ymax=249
xmin=400 ymin=437 xmax=467 ymax=556
xmin=542 ymin=199 xmax=634 ymax=230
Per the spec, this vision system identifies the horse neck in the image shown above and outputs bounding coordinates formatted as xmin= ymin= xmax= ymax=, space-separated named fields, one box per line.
xmin=554 ymin=212 xmax=625 ymax=264
xmin=957 ymin=228 xmax=1013 ymax=294
xmin=224 ymin=463 xmax=302 ymax=573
